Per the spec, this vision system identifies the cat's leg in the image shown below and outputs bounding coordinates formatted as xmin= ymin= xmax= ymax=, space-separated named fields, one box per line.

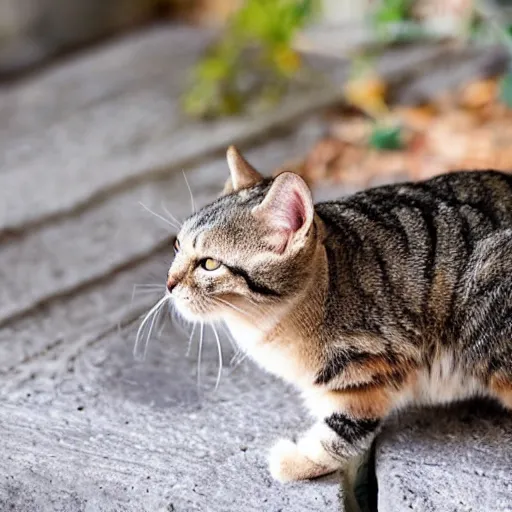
xmin=268 ymin=421 xmax=352 ymax=482
xmin=268 ymin=387 xmax=391 ymax=482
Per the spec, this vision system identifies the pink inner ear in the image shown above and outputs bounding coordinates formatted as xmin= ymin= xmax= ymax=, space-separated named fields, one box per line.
xmin=274 ymin=188 xmax=306 ymax=233
xmin=265 ymin=188 xmax=307 ymax=253
xmin=254 ymin=173 xmax=312 ymax=253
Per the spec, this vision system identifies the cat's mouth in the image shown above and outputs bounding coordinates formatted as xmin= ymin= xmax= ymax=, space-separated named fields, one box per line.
xmin=171 ymin=291 xmax=224 ymax=324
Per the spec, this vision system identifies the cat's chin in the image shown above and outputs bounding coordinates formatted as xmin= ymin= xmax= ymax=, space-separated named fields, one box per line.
xmin=172 ymin=300 xmax=222 ymax=325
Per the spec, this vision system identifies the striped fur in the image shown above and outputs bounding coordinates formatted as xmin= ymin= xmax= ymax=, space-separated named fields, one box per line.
xmin=167 ymin=147 xmax=512 ymax=482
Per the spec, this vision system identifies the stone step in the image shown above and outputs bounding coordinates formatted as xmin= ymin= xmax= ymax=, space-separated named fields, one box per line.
xmin=376 ymin=403 xmax=512 ymax=512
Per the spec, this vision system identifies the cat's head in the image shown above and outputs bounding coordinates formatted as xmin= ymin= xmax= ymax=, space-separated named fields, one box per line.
xmin=167 ymin=146 xmax=317 ymax=323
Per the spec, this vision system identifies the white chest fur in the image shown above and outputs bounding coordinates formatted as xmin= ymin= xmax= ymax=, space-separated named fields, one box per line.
xmin=224 ymin=317 xmax=314 ymax=386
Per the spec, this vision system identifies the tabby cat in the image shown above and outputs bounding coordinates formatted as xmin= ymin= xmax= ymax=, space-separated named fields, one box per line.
xmin=165 ymin=146 xmax=512 ymax=482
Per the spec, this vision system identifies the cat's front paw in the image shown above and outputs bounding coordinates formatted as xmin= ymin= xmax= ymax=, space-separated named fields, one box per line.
xmin=268 ymin=439 xmax=337 ymax=482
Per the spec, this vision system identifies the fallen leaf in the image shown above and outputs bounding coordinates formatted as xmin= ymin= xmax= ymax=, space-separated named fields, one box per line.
xmin=394 ymin=105 xmax=437 ymax=131
xmin=329 ymin=117 xmax=374 ymax=145
xmin=459 ymin=79 xmax=498 ymax=109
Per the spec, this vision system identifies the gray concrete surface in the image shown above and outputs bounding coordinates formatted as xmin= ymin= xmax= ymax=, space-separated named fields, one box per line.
xmin=2 ymin=22 xmax=511 ymax=512
xmin=377 ymin=403 xmax=512 ymax=512
xmin=0 ymin=321 xmax=343 ymax=512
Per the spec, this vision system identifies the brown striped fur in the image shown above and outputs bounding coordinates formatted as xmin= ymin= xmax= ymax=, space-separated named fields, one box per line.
xmin=166 ymin=146 xmax=512 ymax=482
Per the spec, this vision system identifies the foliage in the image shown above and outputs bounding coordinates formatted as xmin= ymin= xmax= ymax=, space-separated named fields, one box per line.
xmin=340 ymin=0 xmax=415 ymax=150
xmin=369 ymin=125 xmax=403 ymax=150
xmin=472 ymin=2 xmax=512 ymax=108
xmin=372 ymin=0 xmax=422 ymax=44
xmin=500 ymin=69 xmax=512 ymax=106
xmin=346 ymin=0 xmax=512 ymax=150
xmin=373 ymin=0 xmax=412 ymax=26
xmin=183 ymin=0 xmax=320 ymax=118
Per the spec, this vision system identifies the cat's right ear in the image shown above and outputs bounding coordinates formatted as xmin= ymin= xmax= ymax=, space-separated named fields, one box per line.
xmin=252 ymin=172 xmax=314 ymax=254
xmin=222 ymin=146 xmax=263 ymax=195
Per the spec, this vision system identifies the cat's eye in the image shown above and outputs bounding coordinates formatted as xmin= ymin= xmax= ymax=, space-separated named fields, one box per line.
xmin=200 ymin=258 xmax=221 ymax=271
xmin=173 ymin=238 xmax=180 ymax=253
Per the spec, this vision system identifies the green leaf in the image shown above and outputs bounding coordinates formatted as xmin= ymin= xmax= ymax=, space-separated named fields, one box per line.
xmin=500 ymin=72 xmax=512 ymax=108
xmin=374 ymin=0 xmax=411 ymax=25
xmin=197 ymin=56 xmax=231 ymax=82
xmin=182 ymin=0 xmax=319 ymax=119
xmin=369 ymin=125 xmax=403 ymax=150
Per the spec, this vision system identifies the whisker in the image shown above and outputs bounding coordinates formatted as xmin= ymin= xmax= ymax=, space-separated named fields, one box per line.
xmin=139 ymin=201 xmax=179 ymax=230
xmin=214 ymin=296 xmax=279 ymax=333
xmin=197 ymin=322 xmax=205 ymax=389
xmin=133 ymin=296 xmax=168 ymax=360
xmin=220 ymin=323 xmax=239 ymax=355
xmin=212 ymin=324 xmax=223 ymax=391
xmin=131 ymin=284 xmax=165 ymax=305
xmin=230 ymin=351 xmax=239 ymax=366
xmin=186 ymin=322 xmax=197 ymax=357
xmin=230 ymin=351 xmax=248 ymax=369
xmin=169 ymin=304 xmax=195 ymax=340
xmin=182 ymin=171 xmax=196 ymax=214
xmin=213 ymin=297 xmax=274 ymax=336
xmin=244 ymin=296 xmax=269 ymax=312
xmin=157 ymin=305 xmax=169 ymax=337
xmin=160 ymin=201 xmax=183 ymax=228
xmin=245 ymin=296 xmax=281 ymax=324
xmin=214 ymin=297 xmax=252 ymax=318
xmin=143 ymin=299 xmax=165 ymax=360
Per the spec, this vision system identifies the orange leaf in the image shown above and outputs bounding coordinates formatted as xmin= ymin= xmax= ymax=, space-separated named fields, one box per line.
xmin=459 ymin=79 xmax=498 ymax=110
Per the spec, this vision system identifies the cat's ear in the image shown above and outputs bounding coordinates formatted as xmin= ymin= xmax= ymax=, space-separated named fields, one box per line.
xmin=252 ymin=172 xmax=314 ymax=253
xmin=222 ymin=146 xmax=263 ymax=195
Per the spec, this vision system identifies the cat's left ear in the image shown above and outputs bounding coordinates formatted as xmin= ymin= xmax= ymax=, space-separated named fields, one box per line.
xmin=252 ymin=172 xmax=314 ymax=253
xmin=222 ymin=146 xmax=263 ymax=195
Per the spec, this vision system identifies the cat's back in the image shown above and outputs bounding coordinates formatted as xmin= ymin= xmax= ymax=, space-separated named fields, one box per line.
xmin=316 ymin=170 xmax=512 ymax=246
xmin=314 ymin=170 xmax=512 ymax=332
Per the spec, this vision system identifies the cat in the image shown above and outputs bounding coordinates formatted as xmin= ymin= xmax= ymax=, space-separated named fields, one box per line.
xmin=165 ymin=146 xmax=512 ymax=482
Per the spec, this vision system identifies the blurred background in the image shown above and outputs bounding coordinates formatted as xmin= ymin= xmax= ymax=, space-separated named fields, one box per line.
xmin=3 ymin=0 xmax=512 ymax=189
